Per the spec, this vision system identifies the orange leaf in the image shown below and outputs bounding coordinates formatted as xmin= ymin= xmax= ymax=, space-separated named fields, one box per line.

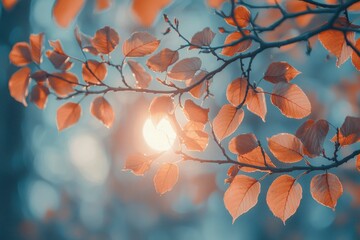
xmin=332 ymin=116 xmax=360 ymax=146
xmin=127 ymin=60 xmax=152 ymax=89
xmin=286 ymin=0 xmax=315 ymax=27
xmin=237 ymin=146 xmax=276 ymax=172
xmin=207 ymin=0 xmax=227 ymax=8
xmin=90 ymin=96 xmax=114 ymax=128
xmin=9 ymin=42 xmax=32 ymax=66
xmin=296 ymin=119 xmax=329 ymax=157
xmin=213 ymin=104 xmax=244 ymax=141
xmin=264 ymin=62 xmax=301 ymax=83
xmin=186 ymin=70 xmax=208 ymax=99
xmin=310 ymin=173 xmax=343 ymax=210
xmin=266 ymin=175 xmax=302 ymax=224
xmin=268 ymin=133 xmax=303 ymax=163
xmin=149 ymin=95 xmax=174 ymax=125
xmin=271 ymin=82 xmax=311 ymax=119
xmin=226 ymin=77 xmax=248 ymax=107
xmin=228 ymin=133 xmax=258 ymax=155
xmin=221 ymin=31 xmax=252 ymax=56
xmin=168 ymin=57 xmax=202 ymax=80
xmin=82 ymin=60 xmax=107 ymax=84
xmin=124 ymin=154 xmax=154 ymax=176
xmin=29 ymin=33 xmax=44 ymax=65
xmin=30 ymin=84 xmax=49 ymax=110
xmin=182 ymin=121 xmax=209 ymax=152
xmin=189 ymin=27 xmax=216 ymax=50
xmin=95 ymin=0 xmax=111 ymax=12
xmin=225 ymin=6 xmax=250 ymax=28
xmin=224 ymin=175 xmax=260 ymax=223
xmin=183 ymin=99 xmax=209 ymax=124
xmin=123 ymin=32 xmax=160 ymax=57
xmin=46 ymin=40 xmax=73 ymax=71
xmin=351 ymin=38 xmax=360 ymax=71
xmin=146 ymin=48 xmax=179 ymax=72
xmin=52 ymin=0 xmax=85 ymax=28
xmin=318 ymin=17 xmax=355 ymax=67
xmin=8 ymin=67 xmax=31 ymax=106
xmin=132 ymin=0 xmax=171 ymax=27
xmin=74 ymin=27 xmax=99 ymax=55
xmin=56 ymin=102 xmax=82 ymax=131
xmin=246 ymin=87 xmax=267 ymax=122
xmin=2 ymin=0 xmax=18 ymax=10
xmin=48 ymin=72 xmax=78 ymax=97
xmin=153 ymin=163 xmax=179 ymax=194
xmin=92 ymin=26 xmax=120 ymax=54
xmin=30 ymin=70 xmax=47 ymax=83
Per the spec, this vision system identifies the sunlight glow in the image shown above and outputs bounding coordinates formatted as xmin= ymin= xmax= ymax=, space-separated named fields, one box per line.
xmin=143 ymin=118 xmax=176 ymax=151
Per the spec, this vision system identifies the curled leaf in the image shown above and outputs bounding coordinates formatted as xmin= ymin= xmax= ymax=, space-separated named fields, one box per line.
xmin=127 ymin=60 xmax=152 ymax=89
xmin=264 ymin=62 xmax=301 ymax=83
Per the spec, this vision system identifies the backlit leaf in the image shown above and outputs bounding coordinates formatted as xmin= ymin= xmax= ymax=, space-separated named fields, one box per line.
xmin=29 ymin=33 xmax=44 ymax=64
xmin=149 ymin=95 xmax=174 ymax=125
xmin=268 ymin=133 xmax=303 ymax=163
xmin=123 ymin=32 xmax=160 ymax=57
xmin=271 ymin=82 xmax=311 ymax=119
xmin=82 ymin=60 xmax=107 ymax=84
xmin=92 ymin=26 xmax=120 ymax=54
xmin=225 ymin=6 xmax=250 ymax=28
xmin=310 ymin=173 xmax=343 ymax=210
xmin=264 ymin=62 xmax=301 ymax=83
xmin=332 ymin=116 xmax=360 ymax=146
xmin=182 ymin=121 xmax=209 ymax=152
xmin=90 ymin=96 xmax=114 ymax=128
xmin=221 ymin=31 xmax=252 ymax=56
xmin=153 ymin=163 xmax=179 ymax=194
xmin=53 ymin=0 xmax=85 ymax=28
xmin=124 ymin=154 xmax=154 ymax=176
xmin=168 ymin=57 xmax=202 ymax=80
xmin=146 ymin=48 xmax=179 ymax=72
xmin=351 ymin=38 xmax=360 ymax=71
xmin=246 ymin=87 xmax=267 ymax=122
xmin=48 ymin=72 xmax=78 ymax=97
xmin=8 ymin=67 xmax=31 ymax=106
xmin=30 ymin=84 xmax=49 ymax=110
xmin=237 ymin=146 xmax=276 ymax=172
xmin=128 ymin=60 xmax=152 ymax=89
xmin=266 ymin=175 xmax=302 ymax=224
xmin=228 ymin=133 xmax=258 ymax=155
xmin=183 ymin=99 xmax=209 ymax=124
xmin=189 ymin=27 xmax=215 ymax=50
xmin=186 ymin=70 xmax=208 ymax=99
xmin=224 ymin=175 xmax=260 ymax=223
xmin=9 ymin=42 xmax=32 ymax=66
xmin=226 ymin=77 xmax=248 ymax=107
xmin=213 ymin=104 xmax=244 ymax=141
xmin=56 ymin=102 xmax=81 ymax=131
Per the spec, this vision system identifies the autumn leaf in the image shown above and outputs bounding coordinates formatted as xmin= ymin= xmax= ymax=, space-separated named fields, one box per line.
xmin=53 ymin=0 xmax=85 ymax=28
xmin=332 ymin=116 xmax=360 ymax=146
xmin=213 ymin=104 xmax=244 ymax=141
xmin=146 ymin=48 xmax=179 ymax=72
xmin=95 ymin=0 xmax=111 ymax=12
xmin=310 ymin=173 xmax=343 ymax=210
xmin=182 ymin=121 xmax=209 ymax=152
xmin=8 ymin=67 xmax=31 ymax=106
xmin=237 ymin=146 xmax=276 ymax=172
xmin=318 ymin=17 xmax=355 ymax=67
xmin=296 ymin=119 xmax=329 ymax=157
xmin=124 ymin=154 xmax=154 ymax=176
xmin=225 ymin=6 xmax=251 ymax=28
xmin=153 ymin=163 xmax=179 ymax=194
xmin=29 ymin=33 xmax=44 ymax=65
xmin=207 ymin=0 xmax=227 ymax=9
xmin=2 ymin=0 xmax=18 ymax=10
xmin=48 ymin=72 xmax=78 ymax=97
xmin=74 ymin=27 xmax=99 ymax=55
xmin=246 ymin=87 xmax=267 ymax=122
xmin=226 ymin=77 xmax=248 ymax=107
xmin=286 ymin=0 xmax=315 ymax=27
xmin=149 ymin=95 xmax=174 ymax=125
xmin=224 ymin=175 xmax=260 ymax=223
xmin=56 ymin=102 xmax=82 ymax=131
xmin=268 ymin=133 xmax=303 ymax=163
xmin=123 ymin=32 xmax=160 ymax=57
xmin=266 ymin=175 xmax=302 ymax=224
xmin=92 ymin=26 xmax=120 ymax=54
xmin=46 ymin=40 xmax=73 ymax=71
xmin=132 ymin=0 xmax=171 ymax=27
xmin=90 ymin=96 xmax=114 ymax=128
xmin=264 ymin=62 xmax=301 ymax=83
xmin=228 ymin=133 xmax=258 ymax=155
xmin=30 ymin=71 xmax=47 ymax=83
xmin=271 ymin=82 xmax=311 ymax=119
xmin=189 ymin=27 xmax=216 ymax=50
xmin=183 ymin=99 xmax=209 ymax=125
xmin=127 ymin=60 xmax=152 ymax=89
xmin=82 ymin=60 xmax=107 ymax=84
xmin=9 ymin=42 xmax=32 ymax=66
xmin=351 ymin=38 xmax=360 ymax=71
xmin=30 ymin=84 xmax=50 ymax=110
xmin=186 ymin=70 xmax=208 ymax=99
xmin=221 ymin=31 xmax=252 ymax=56
xmin=168 ymin=57 xmax=202 ymax=80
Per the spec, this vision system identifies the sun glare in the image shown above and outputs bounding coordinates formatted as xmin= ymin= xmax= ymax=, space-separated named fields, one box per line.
xmin=143 ymin=118 xmax=176 ymax=151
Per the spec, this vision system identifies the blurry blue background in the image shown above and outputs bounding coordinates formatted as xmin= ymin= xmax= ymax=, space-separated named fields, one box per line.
xmin=1 ymin=0 xmax=360 ymax=239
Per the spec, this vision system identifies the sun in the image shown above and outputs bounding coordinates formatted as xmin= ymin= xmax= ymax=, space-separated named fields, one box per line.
xmin=143 ymin=117 xmax=177 ymax=151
